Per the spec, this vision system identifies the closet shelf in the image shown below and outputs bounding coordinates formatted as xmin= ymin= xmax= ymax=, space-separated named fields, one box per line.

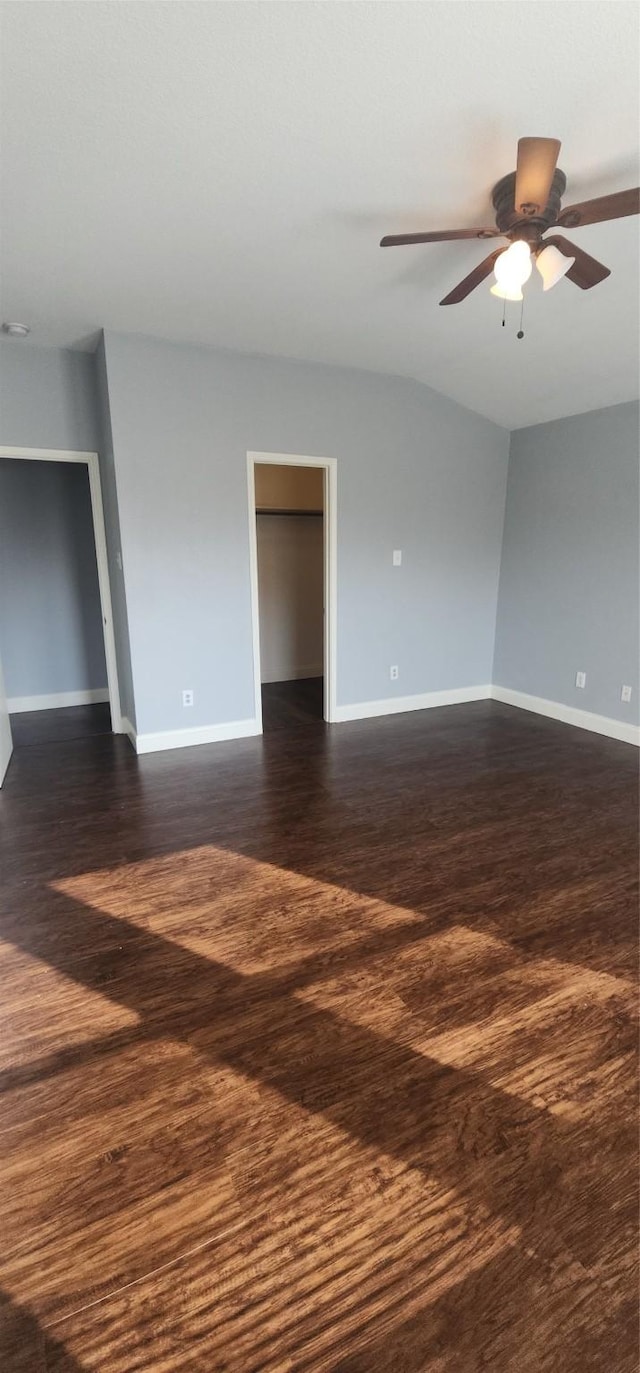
xmin=256 ymin=507 xmax=323 ymax=517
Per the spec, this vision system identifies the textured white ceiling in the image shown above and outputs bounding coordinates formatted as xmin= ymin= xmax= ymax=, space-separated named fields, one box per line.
xmin=1 ymin=1 xmax=638 ymax=429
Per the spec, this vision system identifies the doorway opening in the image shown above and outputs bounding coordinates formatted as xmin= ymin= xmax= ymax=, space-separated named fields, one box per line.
xmin=247 ymin=452 xmax=337 ymax=733
xmin=0 ymin=446 xmax=122 ymax=784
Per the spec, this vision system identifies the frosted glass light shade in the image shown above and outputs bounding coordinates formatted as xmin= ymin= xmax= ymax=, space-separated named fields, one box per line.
xmin=536 ymin=243 xmax=575 ymax=291
xmin=494 ymin=241 xmax=532 ymax=291
xmin=490 ymin=283 xmax=523 ymax=301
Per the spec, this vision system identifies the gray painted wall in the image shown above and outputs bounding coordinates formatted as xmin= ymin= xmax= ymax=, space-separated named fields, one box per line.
xmin=0 ymin=340 xmax=100 ymax=451
xmin=494 ymin=401 xmax=640 ymax=725
xmin=5 ymin=337 xmax=634 ymax=743
xmin=0 ymin=459 xmax=107 ymax=698
xmin=102 ymin=331 xmax=510 ymax=734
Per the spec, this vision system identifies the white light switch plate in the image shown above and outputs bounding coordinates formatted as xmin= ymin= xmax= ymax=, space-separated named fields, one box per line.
xmin=392 ymin=550 xmax=402 ymax=566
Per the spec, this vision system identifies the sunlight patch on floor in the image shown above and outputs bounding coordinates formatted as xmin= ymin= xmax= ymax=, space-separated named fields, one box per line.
xmin=37 ymin=1138 xmax=520 ymax=1373
xmin=50 ymin=844 xmax=424 ymax=975
xmin=0 ymin=937 xmax=140 ymax=1075
xmin=295 ymin=924 xmax=634 ymax=1112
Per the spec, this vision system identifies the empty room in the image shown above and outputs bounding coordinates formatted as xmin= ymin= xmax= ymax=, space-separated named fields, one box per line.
xmin=0 ymin=3 xmax=638 ymax=1371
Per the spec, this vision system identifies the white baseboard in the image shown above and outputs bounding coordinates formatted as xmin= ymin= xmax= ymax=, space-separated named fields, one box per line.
xmin=491 ymin=685 xmax=640 ymax=746
xmin=126 ymin=717 xmax=261 ymax=756
xmin=118 ymin=685 xmax=639 ymax=755
xmin=333 ymin=684 xmax=492 ymax=724
xmin=121 ymin=717 xmax=137 ymax=750
xmin=262 ymin=666 xmax=323 ymax=684
xmin=8 ymin=688 xmax=110 ymax=714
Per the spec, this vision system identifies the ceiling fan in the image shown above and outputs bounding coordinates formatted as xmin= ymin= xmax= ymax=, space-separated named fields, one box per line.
xmin=380 ymin=137 xmax=640 ymax=307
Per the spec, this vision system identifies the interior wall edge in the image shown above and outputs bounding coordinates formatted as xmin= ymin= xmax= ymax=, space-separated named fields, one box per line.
xmin=333 ymin=685 xmax=492 ymax=723
xmin=94 ymin=334 xmax=139 ymax=728
xmin=120 ymin=684 xmax=639 ymax=756
xmin=490 ymin=684 xmax=640 ymax=747
xmin=131 ymin=716 xmax=261 ymax=755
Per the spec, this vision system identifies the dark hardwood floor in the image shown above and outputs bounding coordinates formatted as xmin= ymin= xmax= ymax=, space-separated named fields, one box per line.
xmin=262 ymin=676 xmax=324 ymax=731
xmin=0 ymin=697 xmax=637 ymax=1371
xmin=9 ymin=702 xmax=112 ymax=748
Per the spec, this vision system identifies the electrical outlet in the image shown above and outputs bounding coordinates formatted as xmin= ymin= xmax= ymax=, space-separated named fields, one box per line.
xmin=392 ymin=550 xmax=402 ymax=566
xmin=182 ymin=689 xmax=194 ymax=707
xmin=390 ymin=665 xmax=399 ymax=681
xmin=575 ymin=671 xmax=586 ymax=689
xmin=621 ymin=685 xmax=632 ymax=703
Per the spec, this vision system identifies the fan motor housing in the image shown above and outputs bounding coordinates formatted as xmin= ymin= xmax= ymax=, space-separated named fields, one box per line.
xmin=492 ymin=168 xmax=567 ymax=242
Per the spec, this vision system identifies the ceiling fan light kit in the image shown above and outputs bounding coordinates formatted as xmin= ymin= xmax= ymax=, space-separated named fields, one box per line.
xmin=490 ymin=283 xmax=523 ymax=303
xmin=380 ymin=137 xmax=640 ymax=335
xmin=535 ymin=242 xmax=575 ymax=291
xmin=494 ymin=240 xmax=532 ymax=291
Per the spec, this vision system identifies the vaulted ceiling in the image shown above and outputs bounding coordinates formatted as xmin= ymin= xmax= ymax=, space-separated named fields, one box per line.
xmin=1 ymin=2 xmax=638 ymax=428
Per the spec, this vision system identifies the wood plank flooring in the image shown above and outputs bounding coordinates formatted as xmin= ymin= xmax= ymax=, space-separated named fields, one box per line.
xmin=261 ymin=676 xmax=324 ymax=731
xmin=0 ymin=694 xmax=637 ymax=1371
xmin=9 ymin=703 xmax=112 ymax=748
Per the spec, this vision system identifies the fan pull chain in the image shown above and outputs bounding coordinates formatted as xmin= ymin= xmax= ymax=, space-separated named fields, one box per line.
xmin=501 ymin=298 xmax=506 ymax=328
xmin=517 ymin=296 xmax=525 ymax=340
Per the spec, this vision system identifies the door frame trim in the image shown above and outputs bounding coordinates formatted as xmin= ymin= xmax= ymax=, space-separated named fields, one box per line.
xmin=247 ymin=451 xmax=337 ymax=728
xmin=0 ymin=445 xmax=123 ymax=733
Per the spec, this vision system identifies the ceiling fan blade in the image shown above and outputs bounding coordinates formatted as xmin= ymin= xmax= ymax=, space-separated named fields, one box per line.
xmin=439 ymin=248 xmax=505 ymax=306
xmin=515 ymin=137 xmax=561 ymax=217
xmin=557 ymin=187 xmax=640 ymax=229
xmin=545 ymin=235 xmax=611 ymax=289
xmin=380 ymin=228 xmax=500 ymax=247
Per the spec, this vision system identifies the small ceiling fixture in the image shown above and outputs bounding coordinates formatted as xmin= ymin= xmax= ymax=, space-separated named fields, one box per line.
xmin=2 ymin=322 xmax=30 ymax=338
xmin=490 ymin=240 xmax=532 ymax=302
xmin=380 ymin=136 xmax=640 ymax=332
xmin=535 ymin=242 xmax=575 ymax=291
